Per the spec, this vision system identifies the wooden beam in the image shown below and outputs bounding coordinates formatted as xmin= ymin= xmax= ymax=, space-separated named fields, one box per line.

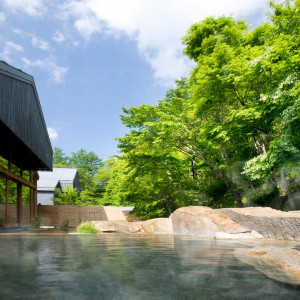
xmin=0 ymin=165 xmax=36 ymax=189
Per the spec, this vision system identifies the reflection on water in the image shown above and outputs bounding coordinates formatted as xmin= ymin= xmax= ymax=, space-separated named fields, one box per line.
xmin=0 ymin=233 xmax=299 ymax=300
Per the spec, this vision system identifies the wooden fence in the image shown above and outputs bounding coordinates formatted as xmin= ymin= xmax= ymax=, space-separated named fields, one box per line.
xmin=0 ymin=204 xmax=134 ymax=227
xmin=0 ymin=204 xmax=31 ymax=225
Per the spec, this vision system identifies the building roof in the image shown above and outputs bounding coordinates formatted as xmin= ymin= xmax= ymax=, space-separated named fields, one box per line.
xmin=37 ymin=179 xmax=62 ymax=192
xmin=0 ymin=61 xmax=52 ymax=171
xmin=39 ymin=168 xmax=78 ymax=180
xmin=38 ymin=168 xmax=79 ymax=191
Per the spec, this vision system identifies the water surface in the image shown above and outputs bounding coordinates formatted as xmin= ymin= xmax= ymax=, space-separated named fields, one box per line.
xmin=0 ymin=233 xmax=299 ymax=300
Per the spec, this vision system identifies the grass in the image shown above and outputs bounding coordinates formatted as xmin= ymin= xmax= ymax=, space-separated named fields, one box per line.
xmin=76 ymin=220 xmax=97 ymax=233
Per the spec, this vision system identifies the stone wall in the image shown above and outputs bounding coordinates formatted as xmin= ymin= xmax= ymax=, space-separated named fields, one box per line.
xmin=218 ymin=207 xmax=300 ymax=240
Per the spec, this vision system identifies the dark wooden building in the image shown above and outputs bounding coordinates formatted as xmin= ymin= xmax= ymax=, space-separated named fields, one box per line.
xmin=0 ymin=61 xmax=52 ymax=225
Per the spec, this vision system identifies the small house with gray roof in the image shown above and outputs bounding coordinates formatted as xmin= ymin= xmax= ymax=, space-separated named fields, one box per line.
xmin=37 ymin=168 xmax=81 ymax=205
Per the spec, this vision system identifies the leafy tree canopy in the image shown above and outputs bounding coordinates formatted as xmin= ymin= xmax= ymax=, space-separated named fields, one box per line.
xmin=104 ymin=0 xmax=300 ymax=217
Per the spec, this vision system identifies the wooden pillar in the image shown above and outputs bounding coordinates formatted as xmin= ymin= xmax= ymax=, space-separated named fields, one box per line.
xmin=29 ymin=170 xmax=33 ymax=221
xmin=17 ymin=183 xmax=22 ymax=225
xmin=17 ymin=158 xmax=23 ymax=225
xmin=5 ymin=179 xmax=9 ymax=225
xmin=33 ymin=170 xmax=38 ymax=217
xmin=5 ymin=139 xmax=12 ymax=226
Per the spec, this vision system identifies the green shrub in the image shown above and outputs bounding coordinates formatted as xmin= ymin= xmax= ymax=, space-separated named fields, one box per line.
xmin=58 ymin=218 xmax=69 ymax=229
xmin=31 ymin=216 xmax=43 ymax=228
xmin=54 ymin=187 xmax=79 ymax=205
xmin=76 ymin=220 xmax=97 ymax=233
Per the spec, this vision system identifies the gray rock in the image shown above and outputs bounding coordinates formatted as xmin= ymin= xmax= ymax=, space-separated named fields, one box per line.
xmin=171 ymin=206 xmax=251 ymax=237
xmin=218 ymin=207 xmax=300 ymax=241
xmin=235 ymin=245 xmax=300 ymax=285
xmin=137 ymin=218 xmax=173 ymax=234
xmin=215 ymin=230 xmax=263 ymax=240
xmin=92 ymin=221 xmax=116 ymax=232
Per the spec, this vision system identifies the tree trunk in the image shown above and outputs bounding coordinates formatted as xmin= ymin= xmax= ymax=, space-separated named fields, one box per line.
xmin=164 ymin=196 xmax=174 ymax=215
xmin=223 ymin=180 xmax=244 ymax=208
xmin=190 ymin=157 xmax=198 ymax=180
xmin=280 ymin=170 xmax=296 ymax=210
xmin=181 ymin=139 xmax=244 ymax=208
xmin=233 ymin=190 xmax=244 ymax=208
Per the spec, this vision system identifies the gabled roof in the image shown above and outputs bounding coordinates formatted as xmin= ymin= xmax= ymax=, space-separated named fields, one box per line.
xmin=0 ymin=61 xmax=52 ymax=170
xmin=39 ymin=168 xmax=78 ymax=181
xmin=37 ymin=168 xmax=78 ymax=191
xmin=37 ymin=179 xmax=62 ymax=192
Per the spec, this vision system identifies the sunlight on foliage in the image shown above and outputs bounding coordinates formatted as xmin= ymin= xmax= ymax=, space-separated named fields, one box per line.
xmin=76 ymin=220 xmax=97 ymax=233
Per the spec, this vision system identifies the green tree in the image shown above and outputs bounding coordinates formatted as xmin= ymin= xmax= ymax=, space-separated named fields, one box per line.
xmin=69 ymin=149 xmax=103 ymax=190
xmin=0 ymin=157 xmax=31 ymax=206
xmin=54 ymin=187 xmax=79 ymax=205
xmin=79 ymin=190 xmax=101 ymax=206
xmin=101 ymin=158 xmax=133 ymax=207
xmin=53 ymin=147 xmax=69 ymax=166
xmin=242 ymin=0 xmax=300 ymax=208
xmin=93 ymin=157 xmax=117 ymax=199
xmin=106 ymin=0 xmax=299 ymax=216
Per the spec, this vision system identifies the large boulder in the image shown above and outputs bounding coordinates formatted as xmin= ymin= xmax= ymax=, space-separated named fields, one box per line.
xmin=93 ymin=220 xmax=143 ymax=233
xmin=92 ymin=219 xmax=172 ymax=234
xmin=111 ymin=220 xmax=131 ymax=233
xmin=235 ymin=246 xmax=300 ymax=285
xmin=218 ymin=207 xmax=300 ymax=240
xmin=92 ymin=221 xmax=116 ymax=232
xmin=136 ymin=218 xmax=173 ymax=234
xmin=171 ymin=206 xmax=260 ymax=238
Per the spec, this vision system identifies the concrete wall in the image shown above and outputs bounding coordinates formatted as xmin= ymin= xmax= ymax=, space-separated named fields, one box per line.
xmin=0 ymin=204 xmax=134 ymax=227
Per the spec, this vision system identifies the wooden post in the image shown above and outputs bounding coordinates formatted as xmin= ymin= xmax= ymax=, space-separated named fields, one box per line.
xmin=17 ymin=158 xmax=23 ymax=225
xmin=33 ymin=170 xmax=38 ymax=217
xmin=5 ymin=179 xmax=9 ymax=225
xmin=17 ymin=183 xmax=22 ymax=225
xmin=5 ymin=139 xmax=12 ymax=226
xmin=29 ymin=170 xmax=33 ymax=221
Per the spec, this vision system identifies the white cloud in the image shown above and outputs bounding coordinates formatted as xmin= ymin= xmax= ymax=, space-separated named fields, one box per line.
xmin=22 ymin=56 xmax=68 ymax=84
xmin=0 ymin=12 xmax=6 ymax=23
xmin=1 ymin=41 xmax=23 ymax=63
xmin=31 ymin=35 xmax=51 ymax=51
xmin=13 ymin=29 xmax=52 ymax=51
xmin=3 ymin=0 xmax=46 ymax=16
xmin=53 ymin=31 xmax=65 ymax=43
xmin=60 ymin=1 xmax=103 ymax=39
xmin=12 ymin=28 xmax=22 ymax=35
xmin=47 ymin=127 xmax=58 ymax=139
xmin=61 ymin=0 xmax=268 ymax=86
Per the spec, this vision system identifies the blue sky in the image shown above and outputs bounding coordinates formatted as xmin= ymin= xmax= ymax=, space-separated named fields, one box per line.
xmin=0 ymin=0 xmax=270 ymax=160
